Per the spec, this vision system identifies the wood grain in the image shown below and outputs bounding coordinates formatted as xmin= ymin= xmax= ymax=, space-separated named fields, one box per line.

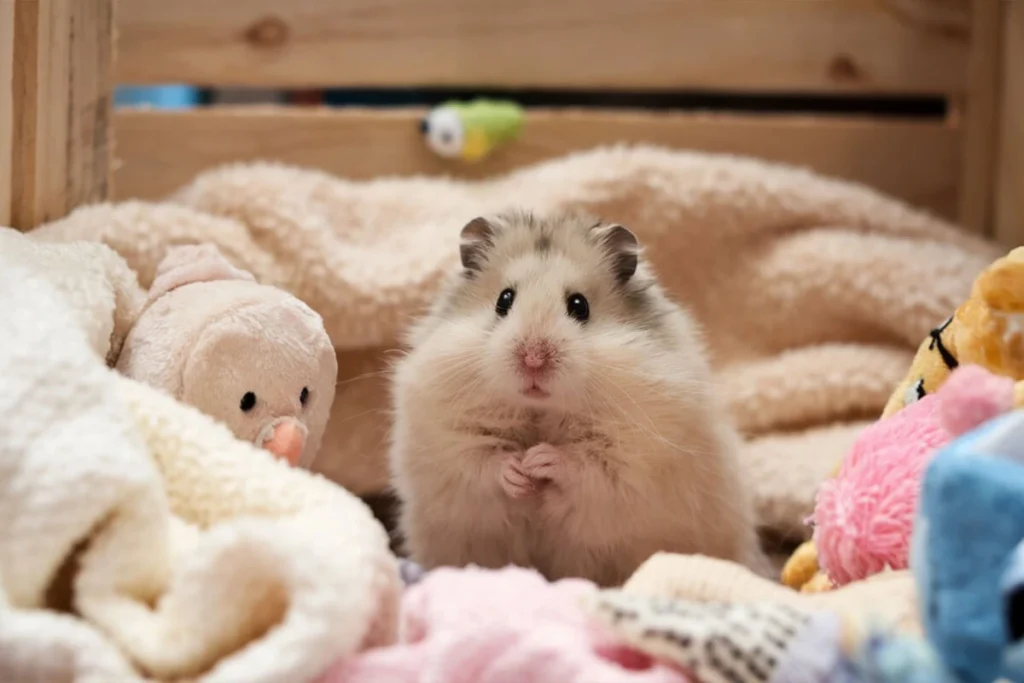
xmin=116 ymin=0 xmax=969 ymax=94
xmin=113 ymin=107 xmax=963 ymax=220
xmin=956 ymin=0 xmax=1002 ymax=235
xmin=994 ymin=1 xmax=1024 ymax=248
xmin=0 ymin=0 xmax=14 ymax=226
xmin=10 ymin=0 xmax=114 ymax=230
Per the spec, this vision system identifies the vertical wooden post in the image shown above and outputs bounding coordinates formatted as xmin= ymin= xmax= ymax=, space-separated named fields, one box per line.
xmin=957 ymin=0 xmax=1002 ymax=237
xmin=0 ymin=0 xmax=14 ymax=227
xmin=8 ymin=0 xmax=114 ymax=231
xmin=994 ymin=1 xmax=1024 ymax=249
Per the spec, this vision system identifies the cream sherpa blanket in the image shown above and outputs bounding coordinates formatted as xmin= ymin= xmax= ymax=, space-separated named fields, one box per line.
xmin=30 ymin=146 xmax=999 ymax=541
xmin=0 ymin=228 xmax=401 ymax=683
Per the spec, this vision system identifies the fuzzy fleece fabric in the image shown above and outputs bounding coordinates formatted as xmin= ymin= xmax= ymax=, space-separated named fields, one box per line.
xmin=0 ymin=227 xmax=401 ymax=683
xmin=29 ymin=145 xmax=1000 ymax=541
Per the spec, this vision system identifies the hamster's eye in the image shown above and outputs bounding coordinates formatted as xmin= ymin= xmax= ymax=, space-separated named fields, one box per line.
xmin=240 ymin=392 xmax=257 ymax=412
xmin=496 ymin=288 xmax=516 ymax=317
xmin=566 ymin=293 xmax=590 ymax=323
xmin=300 ymin=386 xmax=310 ymax=406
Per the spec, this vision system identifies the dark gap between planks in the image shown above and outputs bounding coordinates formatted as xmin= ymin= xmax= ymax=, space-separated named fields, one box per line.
xmin=135 ymin=86 xmax=948 ymax=120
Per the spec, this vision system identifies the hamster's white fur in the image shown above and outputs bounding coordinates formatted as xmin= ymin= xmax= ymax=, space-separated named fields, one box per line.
xmin=389 ymin=211 xmax=764 ymax=586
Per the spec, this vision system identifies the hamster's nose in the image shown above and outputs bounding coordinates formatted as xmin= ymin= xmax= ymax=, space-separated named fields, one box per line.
xmin=517 ymin=339 xmax=556 ymax=374
xmin=259 ymin=418 xmax=308 ymax=466
xmin=419 ymin=117 xmax=430 ymax=135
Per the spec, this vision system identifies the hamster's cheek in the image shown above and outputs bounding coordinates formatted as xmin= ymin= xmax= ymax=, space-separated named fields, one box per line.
xmin=405 ymin=315 xmax=497 ymax=398
xmin=480 ymin=331 xmax=520 ymax=394
xmin=579 ymin=326 xmax=645 ymax=372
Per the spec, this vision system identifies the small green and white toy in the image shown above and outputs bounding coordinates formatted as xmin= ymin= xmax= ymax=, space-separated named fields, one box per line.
xmin=420 ymin=99 xmax=525 ymax=162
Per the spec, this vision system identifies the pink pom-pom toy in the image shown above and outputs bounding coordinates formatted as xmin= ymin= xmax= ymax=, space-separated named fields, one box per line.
xmin=813 ymin=364 xmax=1017 ymax=586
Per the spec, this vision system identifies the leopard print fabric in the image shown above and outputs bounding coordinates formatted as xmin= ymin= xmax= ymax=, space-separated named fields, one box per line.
xmin=587 ymin=591 xmax=816 ymax=683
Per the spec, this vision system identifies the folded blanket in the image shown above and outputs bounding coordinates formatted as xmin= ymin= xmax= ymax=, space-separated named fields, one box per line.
xmin=316 ymin=553 xmax=920 ymax=683
xmin=319 ymin=565 xmax=688 ymax=683
xmin=0 ymin=229 xmax=401 ymax=683
xmin=30 ymin=146 xmax=1000 ymax=539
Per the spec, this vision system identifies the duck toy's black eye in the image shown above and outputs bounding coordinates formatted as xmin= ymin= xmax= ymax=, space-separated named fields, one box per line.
xmin=496 ymin=288 xmax=515 ymax=317
xmin=240 ymin=391 xmax=257 ymax=412
xmin=300 ymin=386 xmax=310 ymax=406
xmin=566 ymin=293 xmax=589 ymax=323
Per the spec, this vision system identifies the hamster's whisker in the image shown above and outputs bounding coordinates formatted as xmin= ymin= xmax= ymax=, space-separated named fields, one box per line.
xmin=590 ymin=369 xmax=659 ymax=430
xmin=440 ymin=373 xmax=484 ymax=407
xmin=585 ymin=360 xmax=715 ymax=401
xmin=429 ymin=351 xmax=483 ymax=375
xmin=584 ymin=356 xmax=713 ymax=388
xmin=440 ymin=358 xmax=485 ymax=384
xmin=440 ymin=362 xmax=488 ymax=409
xmin=335 ymin=369 xmax=389 ymax=388
xmin=337 ymin=406 xmax=387 ymax=423
xmin=590 ymin=371 xmax=710 ymax=457
xmin=430 ymin=357 xmax=476 ymax=375
xmin=579 ymin=374 xmax=600 ymax=439
xmin=587 ymin=371 xmax=670 ymax=448
xmin=447 ymin=375 xmax=485 ymax=408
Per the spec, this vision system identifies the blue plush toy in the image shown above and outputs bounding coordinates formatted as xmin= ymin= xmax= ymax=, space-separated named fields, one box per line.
xmin=912 ymin=409 xmax=1024 ymax=683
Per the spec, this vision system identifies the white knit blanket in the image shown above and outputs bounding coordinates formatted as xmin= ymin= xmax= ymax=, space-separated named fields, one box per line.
xmin=0 ymin=228 xmax=401 ymax=683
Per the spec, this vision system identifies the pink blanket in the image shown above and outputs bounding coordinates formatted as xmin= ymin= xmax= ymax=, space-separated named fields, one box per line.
xmin=318 ymin=566 xmax=686 ymax=683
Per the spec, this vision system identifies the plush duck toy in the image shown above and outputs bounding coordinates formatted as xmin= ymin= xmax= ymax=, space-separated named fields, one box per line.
xmin=420 ymin=99 xmax=525 ymax=162
xmin=115 ymin=244 xmax=338 ymax=468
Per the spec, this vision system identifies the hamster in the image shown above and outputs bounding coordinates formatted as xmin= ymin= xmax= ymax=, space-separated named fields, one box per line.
xmin=388 ymin=210 xmax=765 ymax=587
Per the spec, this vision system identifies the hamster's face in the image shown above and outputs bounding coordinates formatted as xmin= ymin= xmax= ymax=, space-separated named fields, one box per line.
xmin=180 ymin=298 xmax=338 ymax=468
xmin=411 ymin=212 xmax=674 ymax=411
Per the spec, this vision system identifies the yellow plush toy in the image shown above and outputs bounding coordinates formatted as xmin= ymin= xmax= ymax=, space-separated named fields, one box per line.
xmin=881 ymin=315 xmax=958 ymax=418
xmin=782 ymin=246 xmax=1024 ymax=592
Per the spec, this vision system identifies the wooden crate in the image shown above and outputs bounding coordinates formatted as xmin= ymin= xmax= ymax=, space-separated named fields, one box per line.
xmin=0 ymin=0 xmax=1018 ymax=244
xmin=1 ymin=0 xmax=113 ymax=228
xmin=995 ymin=1 xmax=1023 ymax=247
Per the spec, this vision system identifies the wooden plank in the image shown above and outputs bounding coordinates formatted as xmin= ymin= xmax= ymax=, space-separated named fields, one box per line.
xmin=956 ymin=0 xmax=1002 ymax=235
xmin=116 ymin=0 xmax=969 ymax=94
xmin=0 ymin=0 xmax=13 ymax=226
xmin=10 ymin=0 xmax=114 ymax=231
xmin=113 ymin=107 xmax=962 ymax=219
xmin=994 ymin=1 xmax=1024 ymax=248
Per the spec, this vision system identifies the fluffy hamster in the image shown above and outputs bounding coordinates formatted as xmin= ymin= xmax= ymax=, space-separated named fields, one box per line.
xmin=388 ymin=210 xmax=764 ymax=586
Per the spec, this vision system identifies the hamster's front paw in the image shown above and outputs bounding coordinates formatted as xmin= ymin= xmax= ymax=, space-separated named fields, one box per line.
xmin=499 ymin=452 xmax=537 ymax=499
xmin=522 ymin=443 xmax=565 ymax=484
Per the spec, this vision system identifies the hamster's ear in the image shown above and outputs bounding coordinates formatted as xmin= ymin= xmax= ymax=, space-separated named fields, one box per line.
xmin=459 ymin=216 xmax=497 ymax=273
xmin=148 ymin=243 xmax=256 ymax=301
xmin=593 ymin=224 xmax=639 ymax=284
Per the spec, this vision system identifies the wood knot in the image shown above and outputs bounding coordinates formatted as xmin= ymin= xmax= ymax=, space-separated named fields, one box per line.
xmin=245 ymin=16 xmax=289 ymax=48
xmin=828 ymin=54 xmax=862 ymax=83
